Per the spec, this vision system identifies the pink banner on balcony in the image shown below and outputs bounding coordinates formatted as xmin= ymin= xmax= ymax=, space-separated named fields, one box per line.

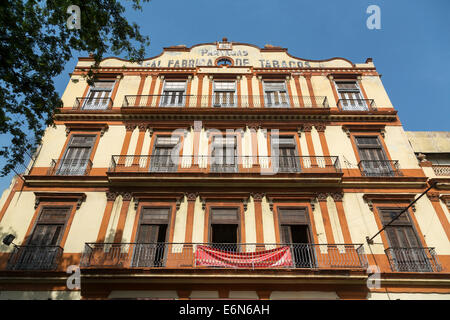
xmin=195 ymin=245 xmax=293 ymax=268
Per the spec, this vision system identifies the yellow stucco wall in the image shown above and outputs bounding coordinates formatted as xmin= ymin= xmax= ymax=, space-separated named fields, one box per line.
xmin=360 ymin=75 xmax=393 ymax=108
xmin=61 ymin=75 xmax=87 ymax=108
xmin=413 ymin=197 xmax=450 ymax=255
xmin=92 ymin=125 xmax=125 ymax=167
xmin=384 ymin=126 xmax=420 ymax=169
xmin=244 ymin=197 xmax=256 ymax=244
xmin=0 ymin=191 xmax=36 ymax=252
xmin=261 ymin=197 xmax=276 ymax=244
xmin=64 ymin=193 xmax=107 ymax=252
xmin=34 ymin=125 xmax=67 ymax=167
xmin=172 ymin=196 xmax=187 ymax=243
xmin=325 ymin=126 xmax=359 ymax=168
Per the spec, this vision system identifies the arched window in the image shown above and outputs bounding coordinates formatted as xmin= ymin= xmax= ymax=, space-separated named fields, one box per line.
xmin=216 ymin=58 xmax=232 ymax=67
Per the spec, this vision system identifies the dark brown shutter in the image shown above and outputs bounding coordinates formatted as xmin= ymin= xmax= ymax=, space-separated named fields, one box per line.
xmin=211 ymin=208 xmax=239 ymax=224
xmin=280 ymin=225 xmax=292 ymax=243
xmin=278 ymin=208 xmax=308 ymax=224
xmin=136 ymin=225 xmax=160 ymax=243
xmin=140 ymin=208 xmax=170 ymax=224
xmin=28 ymin=207 xmax=70 ymax=246
xmin=380 ymin=209 xmax=420 ymax=248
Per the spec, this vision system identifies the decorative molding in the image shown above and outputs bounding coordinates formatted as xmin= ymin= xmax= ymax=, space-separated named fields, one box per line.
xmin=342 ymin=124 xmax=386 ymax=137
xmin=316 ymin=193 xmax=328 ymax=202
xmin=302 ymin=124 xmax=313 ymax=132
xmin=125 ymin=123 xmax=137 ymax=131
xmin=315 ymin=124 xmax=326 ymax=133
xmin=331 ymin=192 xmax=344 ymax=202
xmin=34 ymin=192 xmax=86 ymax=210
xmin=175 ymin=198 xmax=182 ymax=211
xmin=121 ymin=192 xmax=132 ymax=201
xmin=243 ymin=198 xmax=248 ymax=211
xmin=427 ymin=192 xmax=440 ymax=202
xmin=138 ymin=123 xmax=148 ymax=132
xmin=186 ymin=192 xmax=198 ymax=202
xmin=106 ymin=192 xmax=118 ymax=202
xmin=251 ymin=192 xmax=265 ymax=202
xmin=362 ymin=193 xmax=417 ymax=212
xmin=65 ymin=123 xmax=109 ymax=137
xmin=247 ymin=123 xmax=261 ymax=131
xmin=440 ymin=195 xmax=450 ymax=210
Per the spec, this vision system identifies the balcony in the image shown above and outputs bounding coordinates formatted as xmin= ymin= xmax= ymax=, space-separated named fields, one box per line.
xmin=385 ymin=247 xmax=442 ymax=273
xmin=108 ymin=155 xmax=341 ymax=174
xmin=337 ymin=99 xmax=376 ymax=111
xmin=74 ymin=97 xmax=113 ymax=110
xmin=7 ymin=245 xmax=63 ymax=271
xmin=358 ymin=160 xmax=401 ymax=177
xmin=122 ymin=95 xmax=329 ymax=108
xmin=48 ymin=158 xmax=93 ymax=176
xmin=432 ymin=165 xmax=450 ymax=176
xmin=80 ymin=243 xmax=368 ymax=270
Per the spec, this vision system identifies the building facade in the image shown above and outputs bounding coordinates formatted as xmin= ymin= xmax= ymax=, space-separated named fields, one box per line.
xmin=0 ymin=39 xmax=449 ymax=300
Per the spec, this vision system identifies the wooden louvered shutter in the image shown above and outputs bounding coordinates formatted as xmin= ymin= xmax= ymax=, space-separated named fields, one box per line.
xmin=29 ymin=207 xmax=70 ymax=246
xmin=211 ymin=208 xmax=239 ymax=224
xmin=278 ymin=208 xmax=308 ymax=224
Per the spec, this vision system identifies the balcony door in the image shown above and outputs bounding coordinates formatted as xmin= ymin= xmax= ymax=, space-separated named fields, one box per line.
xmin=213 ymin=81 xmax=236 ymax=107
xmin=271 ymin=136 xmax=300 ymax=172
xmin=160 ymin=81 xmax=186 ymax=107
xmin=83 ymin=81 xmax=114 ymax=110
xmin=355 ymin=136 xmax=394 ymax=176
xmin=278 ymin=208 xmax=315 ymax=268
xmin=263 ymin=81 xmax=289 ymax=108
xmin=210 ymin=208 xmax=239 ymax=252
xmin=380 ymin=209 xmax=432 ymax=272
xmin=150 ymin=136 xmax=180 ymax=172
xmin=335 ymin=81 xmax=367 ymax=111
xmin=57 ymin=135 xmax=95 ymax=175
xmin=132 ymin=208 xmax=170 ymax=267
xmin=14 ymin=207 xmax=70 ymax=270
xmin=211 ymin=136 xmax=238 ymax=173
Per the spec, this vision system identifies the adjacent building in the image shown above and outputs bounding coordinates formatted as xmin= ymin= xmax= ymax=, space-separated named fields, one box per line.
xmin=0 ymin=39 xmax=448 ymax=300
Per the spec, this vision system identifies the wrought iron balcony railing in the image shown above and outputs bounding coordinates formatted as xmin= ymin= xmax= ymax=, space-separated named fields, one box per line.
xmin=7 ymin=245 xmax=63 ymax=271
xmin=48 ymin=158 xmax=93 ymax=176
xmin=80 ymin=243 xmax=368 ymax=270
xmin=74 ymin=97 xmax=113 ymax=110
xmin=337 ymin=99 xmax=376 ymax=111
xmin=122 ymin=95 xmax=329 ymax=108
xmin=385 ymin=247 xmax=442 ymax=273
xmin=358 ymin=160 xmax=401 ymax=177
xmin=108 ymin=155 xmax=341 ymax=174
xmin=432 ymin=165 xmax=450 ymax=176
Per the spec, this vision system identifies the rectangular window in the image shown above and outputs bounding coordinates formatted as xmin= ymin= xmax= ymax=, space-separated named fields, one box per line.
xmin=160 ymin=81 xmax=186 ymax=107
xmin=150 ymin=136 xmax=180 ymax=172
xmin=132 ymin=208 xmax=170 ymax=267
xmin=264 ymin=81 xmax=289 ymax=107
xmin=13 ymin=207 xmax=70 ymax=270
xmin=380 ymin=209 xmax=432 ymax=272
xmin=335 ymin=81 xmax=367 ymax=111
xmin=210 ymin=136 xmax=238 ymax=173
xmin=210 ymin=208 xmax=239 ymax=251
xmin=355 ymin=136 xmax=394 ymax=176
xmin=278 ymin=208 xmax=315 ymax=268
xmin=83 ymin=81 xmax=114 ymax=110
xmin=213 ymin=81 xmax=236 ymax=107
xmin=57 ymin=135 xmax=96 ymax=175
xmin=271 ymin=136 xmax=300 ymax=172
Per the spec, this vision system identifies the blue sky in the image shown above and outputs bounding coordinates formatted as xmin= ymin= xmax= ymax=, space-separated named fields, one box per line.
xmin=0 ymin=0 xmax=449 ymax=193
